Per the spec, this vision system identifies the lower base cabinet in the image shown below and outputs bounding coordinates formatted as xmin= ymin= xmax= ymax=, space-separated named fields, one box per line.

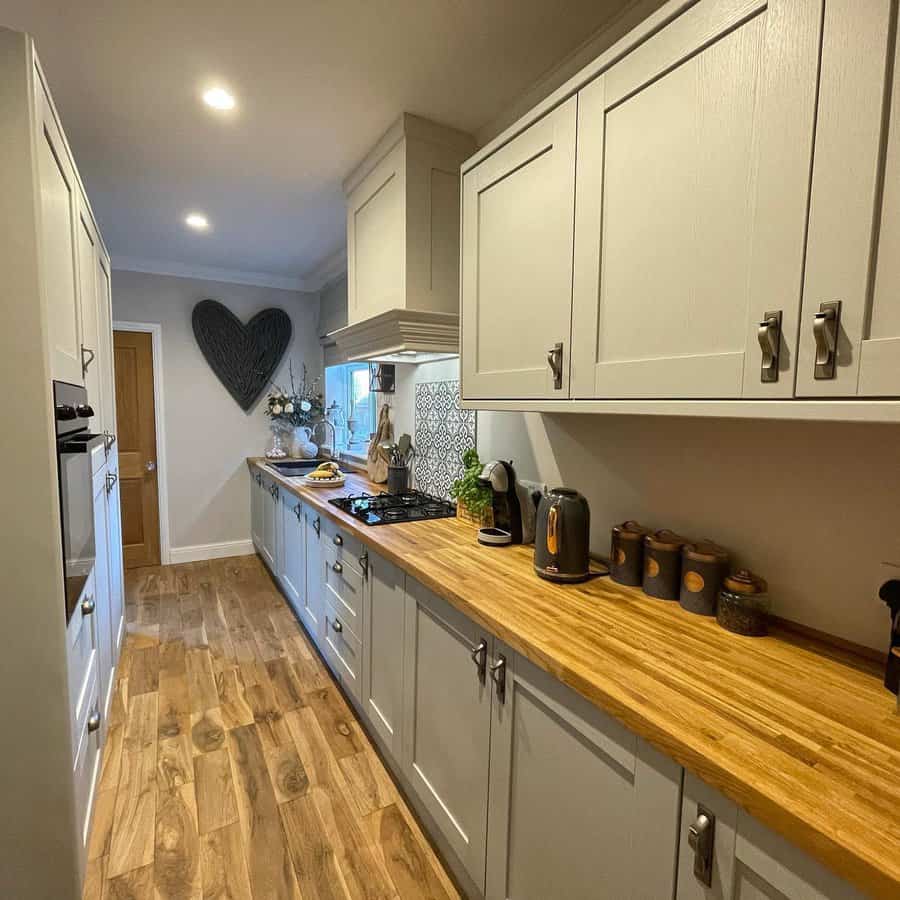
xmin=362 ymin=550 xmax=406 ymax=759
xmin=486 ymin=645 xmax=682 ymax=900
xmin=677 ymin=772 xmax=864 ymax=900
xmin=402 ymin=579 xmax=494 ymax=892
xmin=253 ymin=469 xmax=866 ymax=900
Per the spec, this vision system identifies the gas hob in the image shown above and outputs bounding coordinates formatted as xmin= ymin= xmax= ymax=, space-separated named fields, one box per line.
xmin=328 ymin=490 xmax=456 ymax=526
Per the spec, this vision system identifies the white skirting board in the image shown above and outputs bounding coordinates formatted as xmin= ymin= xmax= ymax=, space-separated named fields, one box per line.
xmin=168 ymin=540 xmax=255 ymax=564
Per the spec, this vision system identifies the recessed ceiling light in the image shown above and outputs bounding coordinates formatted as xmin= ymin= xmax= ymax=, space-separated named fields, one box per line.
xmin=202 ymin=86 xmax=235 ymax=111
xmin=185 ymin=213 xmax=209 ymax=231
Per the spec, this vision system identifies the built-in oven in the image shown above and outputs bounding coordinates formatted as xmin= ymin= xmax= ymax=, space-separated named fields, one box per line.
xmin=54 ymin=381 xmax=104 ymax=621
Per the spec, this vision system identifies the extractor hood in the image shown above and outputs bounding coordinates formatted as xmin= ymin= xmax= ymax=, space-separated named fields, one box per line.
xmin=329 ymin=309 xmax=460 ymax=364
xmin=328 ymin=113 xmax=475 ymax=364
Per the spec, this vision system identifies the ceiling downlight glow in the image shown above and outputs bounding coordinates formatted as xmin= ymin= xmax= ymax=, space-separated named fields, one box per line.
xmin=202 ymin=86 xmax=236 ymax=111
xmin=185 ymin=213 xmax=210 ymax=231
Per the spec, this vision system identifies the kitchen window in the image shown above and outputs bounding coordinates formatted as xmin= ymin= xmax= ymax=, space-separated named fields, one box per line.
xmin=325 ymin=362 xmax=376 ymax=458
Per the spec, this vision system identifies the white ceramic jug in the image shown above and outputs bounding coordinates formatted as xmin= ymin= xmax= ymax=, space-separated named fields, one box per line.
xmin=292 ymin=426 xmax=319 ymax=459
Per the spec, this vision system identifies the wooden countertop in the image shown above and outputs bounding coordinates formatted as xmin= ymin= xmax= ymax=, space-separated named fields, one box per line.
xmin=249 ymin=459 xmax=900 ymax=898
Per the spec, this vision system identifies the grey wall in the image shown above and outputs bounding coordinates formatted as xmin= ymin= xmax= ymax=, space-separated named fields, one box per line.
xmin=112 ymin=269 xmax=322 ymax=553
xmin=393 ymin=359 xmax=899 ymax=652
xmin=318 ymin=273 xmax=348 ymax=337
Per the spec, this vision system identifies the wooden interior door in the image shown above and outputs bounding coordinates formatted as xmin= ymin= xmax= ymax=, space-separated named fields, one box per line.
xmin=113 ymin=331 xmax=160 ymax=568
xmin=570 ymin=0 xmax=821 ymax=400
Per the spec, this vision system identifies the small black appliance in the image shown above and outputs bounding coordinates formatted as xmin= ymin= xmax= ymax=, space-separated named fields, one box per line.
xmin=533 ymin=488 xmax=591 ymax=583
xmin=476 ymin=460 xmax=535 ymax=546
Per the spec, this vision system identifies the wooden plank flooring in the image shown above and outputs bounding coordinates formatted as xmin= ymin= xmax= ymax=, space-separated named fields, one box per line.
xmin=84 ymin=555 xmax=459 ymax=900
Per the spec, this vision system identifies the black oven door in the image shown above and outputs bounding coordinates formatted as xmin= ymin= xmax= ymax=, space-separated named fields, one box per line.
xmin=58 ymin=432 xmax=105 ymax=620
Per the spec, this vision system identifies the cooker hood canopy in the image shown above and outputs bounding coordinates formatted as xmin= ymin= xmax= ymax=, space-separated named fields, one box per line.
xmin=329 ymin=308 xmax=459 ymax=364
xmin=331 ymin=113 xmax=474 ymax=366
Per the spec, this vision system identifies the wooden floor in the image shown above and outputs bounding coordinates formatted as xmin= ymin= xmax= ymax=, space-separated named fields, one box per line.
xmin=83 ymin=555 xmax=460 ymax=900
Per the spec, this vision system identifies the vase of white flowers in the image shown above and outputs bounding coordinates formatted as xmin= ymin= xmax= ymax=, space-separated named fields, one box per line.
xmin=263 ymin=361 xmax=324 ymax=458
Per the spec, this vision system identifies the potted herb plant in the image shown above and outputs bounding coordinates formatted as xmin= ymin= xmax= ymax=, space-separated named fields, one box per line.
xmin=450 ymin=448 xmax=494 ymax=527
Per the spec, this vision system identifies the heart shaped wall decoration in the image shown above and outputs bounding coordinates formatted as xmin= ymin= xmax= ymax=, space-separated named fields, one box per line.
xmin=192 ymin=299 xmax=293 ymax=411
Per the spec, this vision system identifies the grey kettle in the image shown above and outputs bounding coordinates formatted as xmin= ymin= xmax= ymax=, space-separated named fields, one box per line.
xmin=534 ymin=488 xmax=591 ymax=583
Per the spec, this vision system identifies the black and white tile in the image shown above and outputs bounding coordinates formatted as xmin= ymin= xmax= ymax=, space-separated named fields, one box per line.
xmin=413 ymin=380 xmax=476 ymax=499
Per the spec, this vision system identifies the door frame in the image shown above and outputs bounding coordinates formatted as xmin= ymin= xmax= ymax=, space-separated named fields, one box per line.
xmin=112 ymin=321 xmax=171 ymax=565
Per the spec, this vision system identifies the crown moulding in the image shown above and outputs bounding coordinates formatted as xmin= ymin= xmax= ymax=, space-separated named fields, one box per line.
xmin=328 ymin=308 xmax=459 ymax=362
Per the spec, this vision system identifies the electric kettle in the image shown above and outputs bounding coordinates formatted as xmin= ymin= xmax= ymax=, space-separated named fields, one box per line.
xmin=534 ymin=488 xmax=591 ymax=583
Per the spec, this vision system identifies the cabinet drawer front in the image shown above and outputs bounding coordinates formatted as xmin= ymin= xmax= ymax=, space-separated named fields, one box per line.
xmin=571 ymin=0 xmax=821 ymax=400
xmin=68 ymin=570 xmax=98 ymax=738
xmin=73 ymin=663 xmax=102 ymax=856
xmin=322 ymin=596 xmax=362 ymax=703
xmin=322 ymin=518 xmax=364 ymax=568
xmin=323 ymin=546 xmax=364 ymax=638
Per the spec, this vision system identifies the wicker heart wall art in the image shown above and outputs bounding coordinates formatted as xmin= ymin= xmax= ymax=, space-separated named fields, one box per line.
xmin=191 ymin=299 xmax=292 ymax=411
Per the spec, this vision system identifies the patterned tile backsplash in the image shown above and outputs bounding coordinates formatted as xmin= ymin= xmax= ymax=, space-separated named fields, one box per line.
xmin=414 ymin=380 xmax=477 ymax=499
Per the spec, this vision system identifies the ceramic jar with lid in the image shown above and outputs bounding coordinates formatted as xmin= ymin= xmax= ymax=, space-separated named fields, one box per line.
xmin=643 ymin=530 xmax=689 ymax=600
xmin=610 ymin=521 xmax=651 ymax=586
xmin=717 ymin=570 xmax=770 ymax=635
xmin=679 ymin=541 xmax=729 ymax=615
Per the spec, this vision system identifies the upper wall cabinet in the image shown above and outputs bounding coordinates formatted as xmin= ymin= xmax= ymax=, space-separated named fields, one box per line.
xmin=460 ymin=98 xmax=577 ymax=399
xmin=459 ymin=0 xmax=900 ymax=419
xmin=36 ymin=78 xmax=83 ymax=386
xmin=796 ymin=0 xmax=900 ymax=397
xmin=571 ymin=0 xmax=820 ymax=400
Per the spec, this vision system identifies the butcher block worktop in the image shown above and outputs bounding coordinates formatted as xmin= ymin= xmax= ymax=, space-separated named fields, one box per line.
xmin=249 ymin=459 xmax=900 ymax=898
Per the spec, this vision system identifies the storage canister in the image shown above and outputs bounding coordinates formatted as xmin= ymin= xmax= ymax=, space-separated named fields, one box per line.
xmin=679 ymin=541 xmax=729 ymax=615
xmin=643 ymin=530 xmax=689 ymax=600
xmin=717 ymin=570 xmax=770 ymax=636
xmin=610 ymin=521 xmax=651 ymax=586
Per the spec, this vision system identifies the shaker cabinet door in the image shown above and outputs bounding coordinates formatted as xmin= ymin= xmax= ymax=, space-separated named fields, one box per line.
xmin=250 ymin=471 xmax=263 ymax=553
xmin=302 ymin=508 xmax=325 ymax=648
xmin=797 ymin=0 xmax=900 ymax=397
xmin=486 ymin=645 xmax=681 ymax=900
xmin=402 ymin=578 xmax=493 ymax=891
xmin=362 ymin=550 xmax=405 ymax=760
xmin=36 ymin=82 xmax=83 ymax=386
xmin=677 ymin=772 xmax=865 ymax=900
xmin=280 ymin=496 xmax=306 ymax=619
xmin=570 ymin=0 xmax=821 ymax=399
xmin=461 ymin=97 xmax=577 ymax=400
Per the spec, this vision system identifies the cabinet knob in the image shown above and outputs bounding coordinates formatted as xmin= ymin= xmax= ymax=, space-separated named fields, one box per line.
xmin=332 ymin=561 xmax=343 ymax=575
xmin=313 ymin=516 xmax=321 ymax=537
xmin=331 ymin=618 xmax=343 ymax=634
xmin=81 ymin=596 xmax=95 ymax=616
xmin=813 ymin=300 xmax=841 ymax=379
xmin=333 ymin=534 xmax=343 ymax=546
xmin=757 ymin=310 xmax=782 ymax=383
xmin=688 ymin=807 xmax=715 ymax=886
xmin=87 ymin=710 xmax=101 ymax=733
xmin=546 ymin=342 xmax=564 ymax=390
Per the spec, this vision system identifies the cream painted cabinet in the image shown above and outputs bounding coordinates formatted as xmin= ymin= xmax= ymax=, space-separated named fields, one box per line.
xmin=302 ymin=506 xmax=325 ymax=648
xmin=280 ymin=494 xmax=306 ymax=620
xmin=570 ymin=0 xmax=821 ymax=399
xmin=250 ymin=470 xmax=264 ymax=553
xmin=260 ymin=473 xmax=281 ymax=572
xmin=461 ymin=97 xmax=577 ymax=399
xmin=36 ymin=77 xmax=83 ymax=386
xmin=362 ymin=549 xmax=405 ymax=760
xmin=677 ymin=772 xmax=864 ymax=900
xmin=485 ymin=643 xmax=682 ymax=900
xmin=797 ymin=0 xmax=900 ymax=397
xmin=401 ymin=577 xmax=494 ymax=891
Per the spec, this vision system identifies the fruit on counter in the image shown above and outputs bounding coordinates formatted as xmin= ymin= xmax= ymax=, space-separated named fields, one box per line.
xmin=307 ymin=461 xmax=343 ymax=480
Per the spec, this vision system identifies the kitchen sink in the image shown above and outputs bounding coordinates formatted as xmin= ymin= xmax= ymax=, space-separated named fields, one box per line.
xmin=268 ymin=459 xmax=332 ymax=476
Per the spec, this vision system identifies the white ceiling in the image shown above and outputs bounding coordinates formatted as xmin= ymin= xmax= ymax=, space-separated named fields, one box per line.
xmin=3 ymin=1 xmax=632 ymax=289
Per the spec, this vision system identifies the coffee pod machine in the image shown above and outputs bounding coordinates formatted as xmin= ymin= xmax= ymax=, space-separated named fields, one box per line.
xmin=534 ymin=488 xmax=591 ymax=582
xmin=476 ymin=460 xmax=535 ymax=546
